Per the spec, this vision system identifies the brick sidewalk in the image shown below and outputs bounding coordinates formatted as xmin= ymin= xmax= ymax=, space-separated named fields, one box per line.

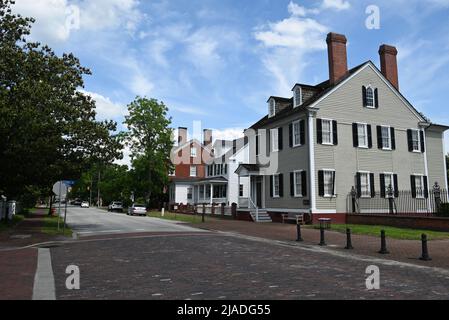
xmin=191 ymin=219 xmax=449 ymax=269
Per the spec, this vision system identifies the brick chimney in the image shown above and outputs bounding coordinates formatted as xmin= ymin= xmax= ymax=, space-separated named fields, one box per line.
xmin=326 ymin=32 xmax=348 ymax=85
xmin=178 ymin=127 xmax=187 ymax=145
xmin=203 ymin=129 xmax=213 ymax=147
xmin=379 ymin=44 xmax=399 ymax=90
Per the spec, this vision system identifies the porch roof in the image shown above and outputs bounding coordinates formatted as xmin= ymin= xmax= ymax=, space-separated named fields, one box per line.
xmin=235 ymin=164 xmax=260 ymax=177
xmin=194 ymin=176 xmax=228 ymax=184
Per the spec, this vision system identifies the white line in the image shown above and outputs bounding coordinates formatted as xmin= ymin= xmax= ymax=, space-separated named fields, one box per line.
xmin=32 ymin=248 xmax=56 ymax=300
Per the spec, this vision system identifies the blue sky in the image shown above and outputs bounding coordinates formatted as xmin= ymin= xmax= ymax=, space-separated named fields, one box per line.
xmin=13 ymin=0 xmax=449 ymax=164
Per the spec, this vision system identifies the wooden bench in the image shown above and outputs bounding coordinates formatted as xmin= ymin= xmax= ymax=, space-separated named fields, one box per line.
xmin=282 ymin=213 xmax=305 ymax=225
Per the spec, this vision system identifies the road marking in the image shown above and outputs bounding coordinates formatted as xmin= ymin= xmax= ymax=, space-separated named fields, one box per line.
xmin=32 ymin=248 xmax=56 ymax=300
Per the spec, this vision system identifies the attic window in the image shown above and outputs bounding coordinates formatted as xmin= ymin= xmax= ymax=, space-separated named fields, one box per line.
xmin=268 ymin=99 xmax=276 ymax=118
xmin=366 ymin=87 xmax=374 ymax=108
xmin=294 ymin=86 xmax=302 ymax=107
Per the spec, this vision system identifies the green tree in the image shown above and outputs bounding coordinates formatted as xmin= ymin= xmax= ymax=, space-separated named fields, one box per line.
xmin=123 ymin=97 xmax=173 ymax=205
xmin=0 ymin=0 xmax=123 ymax=200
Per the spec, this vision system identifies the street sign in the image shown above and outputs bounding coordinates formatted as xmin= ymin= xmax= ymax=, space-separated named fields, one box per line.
xmin=63 ymin=180 xmax=76 ymax=187
xmin=52 ymin=181 xmax=68 ymax=197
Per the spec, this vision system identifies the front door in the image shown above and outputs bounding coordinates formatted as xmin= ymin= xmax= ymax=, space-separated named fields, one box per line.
xmin=256 ymin=178 xmax=263 ymax=208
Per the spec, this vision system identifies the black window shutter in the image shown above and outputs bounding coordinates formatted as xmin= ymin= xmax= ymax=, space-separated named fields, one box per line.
xmin=256 ymin=135 xmax=259 ymax=155
xmin=424 ymin=176 xmax=429 ymax=199
xmin=278 ymin=127 xmax=283 ymax=151
xmin=393 ymin=174 xmax=399 ymax=197
xmin=362 ymin=86 xmax=367 ymax=107
xmin=270 ymin=176 xmax=273 ymax=198
xmin=300 ymin=120 xmax=306 ymax=146
xmin=289 ymin=123 xmax=293 ymax=148
xmin=332 ymin=120 xmax=338 ymax=145
xmin=367 ymin=125 xmax=373 ymax=149
xmin=420 ymin=131 xmax=425 ymax=153
xmin=374 ymin=88 xmax=379 ymax=109
xmin=380 ymin=174 xmax=386 ymax=198
xmin=377 ymin=126 xmax=383 ymax=149
xmin=370 ymin=173 xmax=375 ymax=198
xmin=317 ymin=119 xmax=323 ymax=144
xmin=332 ymin=171 xmax=336 ymax=196
xmin=411 ymin=175 xmax=416 ymax=198
xmin=302 ymin=171 xmax=307 ymax=197
xmin=290 ymin=172 xmax=294 ymax=196
xmin=352 ymin=123 xmax=359 ymax=148
xmin=318 ymin=171 xmax=324 ymax=197
xmin=356 ymin=173 xmax=362 ymax=198
xmin=279 ymin=174 xmax=284 ymax=197
xmin=407 ymin=129 xmax=413 ymax=152
xmin=391 ymin=127 xmax=396 ymax=150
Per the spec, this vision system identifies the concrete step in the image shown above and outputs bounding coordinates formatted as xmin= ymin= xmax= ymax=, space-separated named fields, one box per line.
xmin=250 ymin=210 xmax=272 ymax=223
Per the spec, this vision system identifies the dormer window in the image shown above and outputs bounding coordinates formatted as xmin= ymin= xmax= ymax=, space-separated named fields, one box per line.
xmin=268 ymin=99 xmax=276 ymax=118
xmin=293 ymin=86 xmax=302 ymax=107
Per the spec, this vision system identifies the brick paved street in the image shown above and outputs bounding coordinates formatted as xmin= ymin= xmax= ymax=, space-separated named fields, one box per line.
xmin=51 ymin=233 xmax=449 ymax=300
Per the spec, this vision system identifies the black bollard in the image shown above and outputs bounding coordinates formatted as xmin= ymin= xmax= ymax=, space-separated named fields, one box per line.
xmin=296 ymin=223 xmax=303 ymax=242
xmin=378 ymin=230 xmax=390 ymax=254
xmin=202 ymin=204 xmax=205 ymax=223
xmin=345 ymin=228 xmax=354 ymax=250
xmin=319 ymin=226 xmax=326 ymax=246
xmin=419 ymin=234 xmax=432 ymax=261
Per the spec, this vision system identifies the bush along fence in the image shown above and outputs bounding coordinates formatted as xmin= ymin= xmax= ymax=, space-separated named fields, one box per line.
xmin=346 ymin=182 xmax=449 ymax=217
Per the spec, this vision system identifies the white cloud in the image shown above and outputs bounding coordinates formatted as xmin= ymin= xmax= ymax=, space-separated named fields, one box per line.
xmin=321 ymin=0 xmax=351 ymax=11
xmin=115 ymin=145 xmax=132 ymax=167
xmin=212 ymin=128 xmax=245 ymax=142
xmin=80 ymin=90 xmax=126 ymax=121
xmin=130 ymin=73 xmax=154 ymax=96
xmin=288 ymin=1 xmax=319 ymax=16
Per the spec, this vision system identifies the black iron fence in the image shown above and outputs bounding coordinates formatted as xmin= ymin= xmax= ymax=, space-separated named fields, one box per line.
xmin=346 ymin=187 xmax=449 ymax=217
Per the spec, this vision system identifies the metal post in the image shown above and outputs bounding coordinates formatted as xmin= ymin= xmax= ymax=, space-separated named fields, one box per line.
xmin=433 ymin=182 xmax=441 ymax=214
xmin=378 ymin=230 xmax=389 ymax=254
xmin=419 ymin=234 xmax=432 ymax=261
xmin=345 ymin=228 xmax=354 ymax=250
xmin=296 ymin=223 xmax=303 ymax=242
xmin=63 ymin=197 xmax=68 ymax=235
xmin=202 ymin=203 xmax=205 ymax=223
xmin=351 ymin=186 xmax=357 ymax=213
xmin=57 ymin=181 xmax=61 ymax=231
xmin=388 ymin=184 xmax=394 ymax=215
xmin=319 ymin=226 xmax=326 ymax=246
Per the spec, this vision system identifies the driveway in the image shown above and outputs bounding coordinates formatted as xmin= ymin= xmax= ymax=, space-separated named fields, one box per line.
xmin=65 ymin=206 xmax=205 ymax=238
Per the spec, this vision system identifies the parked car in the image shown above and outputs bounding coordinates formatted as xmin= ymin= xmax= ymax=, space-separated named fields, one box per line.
xmin=127 ymin=204 xmax=147 ymax=216
xmin=108 ymin=201 xmax=123 ymax=213
xmin=73 ymin=199 xmax=82 ymax=206
xmin=81 ymin=201 xmax=90 ymax=208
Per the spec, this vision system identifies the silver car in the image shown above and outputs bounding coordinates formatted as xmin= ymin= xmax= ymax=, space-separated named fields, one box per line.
xmin=127 ymin=204 xmax=147 ymax=216
xmin=108 ymin=201 xmax=123 ymax=213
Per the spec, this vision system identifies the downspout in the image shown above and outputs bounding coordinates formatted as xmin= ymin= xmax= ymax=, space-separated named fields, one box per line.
xmin=307 ymin=109 xmax=318 ymax=214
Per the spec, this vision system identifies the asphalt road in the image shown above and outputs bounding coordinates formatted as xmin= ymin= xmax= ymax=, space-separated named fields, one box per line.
xmin=64 ymin=206 xmax=205 ymax=238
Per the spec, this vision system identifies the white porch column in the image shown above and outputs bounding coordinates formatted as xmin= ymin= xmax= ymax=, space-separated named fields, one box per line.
xmin=237 ymin=175 xmax=241 ymax=207
xmin=210 ymin=184 xmax=213 ymax=205
xmin=248 ymin=174 xmax=252 ymax=209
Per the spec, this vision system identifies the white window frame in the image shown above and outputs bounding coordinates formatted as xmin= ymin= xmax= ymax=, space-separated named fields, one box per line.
xmin=292 ymin=120 xmax=302 ymax=147
xmin=268 ymin=99 xmax=276 ymax=118
xmin=414 ymin=174 xmax=425 ymax=199
xmin=293 ymin=86 xmax=302 ymax=107
xmin=321 ymin=119 xmax=333 ymax=145
xmin=190 ymin=166 xmax=197 ymax=177
xmin=357 ymin=123 xmax=369 ymax=148
xmin=411 ymin=129 xmax=421 ymax=153
xmin=272 ymin=174 xmax=280 ymax=198
xmin=383 ymin=172 xmax=395 ymax=198
xmin=190 ymin=147 xmax=197 ymax=158
xmin=293 ymin=170 xmax=304 ymax=197
xmin=322 ymin=169 xmax=336 ymax=198
xmin=270 ymin=128 xmax=279 ymax=152
xmin=365 ymin=86 xmax=375 ymax=109
xmin=380 ymin=126 xmax=392 ymax=150
xmin=358 ymin=171 xmax=371 ymax=198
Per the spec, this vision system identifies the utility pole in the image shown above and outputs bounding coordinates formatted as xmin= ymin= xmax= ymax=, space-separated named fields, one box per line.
xmin=97 ymin=170 xmax=101 ymax=208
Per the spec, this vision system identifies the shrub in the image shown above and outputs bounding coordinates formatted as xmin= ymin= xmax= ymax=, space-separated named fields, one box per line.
xmin=436 ymin=203 xmax=449 ymax=217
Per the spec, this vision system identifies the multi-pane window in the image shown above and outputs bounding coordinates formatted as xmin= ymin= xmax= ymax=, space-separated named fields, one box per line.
xmin=213 ymin=185 xmax=227 ymax=199
xmin=294 ymin=87 xmax=302 ymax=107
xmin=381 ymin=126 xmax=391 ymax=150
xmin=323 ymin=170 xmax=335 ymax=197
xmin=239 ymin=185 xmax=244 ymax=197
xmin=190 ymin=166 xmax=197 ymax=177
xmin=366 ymin=87 xmax=375 ymax=108
xmin=273 ymin=175 xmax=280 ymax=198
xmin=190 ymin=147 xmax=197 ymax=157
xmin=357 ymin=123 xmax=368 ymax=148
xmin=359 ymin=172 xmax=371 ymax=198
xmin=294 ymin=171 xmax=303 ymax=197
xmin=415 ymin=175 xmax=424 ymax=198
xmin=199 ymin=185 xmax=205 ymax=199
xmin=322 ymin=120 xmax=333 ymax=144
xmin=384 ymin=173 xmax=395 ymax=197
xmin=187 ymin=187 xmax=193 ymax=200
xmin=269 ymin=99 xmax=275 ymax=117
xmin=293 ymin=120 xmax=302 ymax=147
xmin=271 ymin=128 xmax=279 ymax=152
xmin=411 ymin=130 xmax=420 ymax=152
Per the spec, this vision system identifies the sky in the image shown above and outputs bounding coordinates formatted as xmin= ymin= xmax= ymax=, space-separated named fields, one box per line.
xmin=12 ymin=0 xmax=449 ymax=165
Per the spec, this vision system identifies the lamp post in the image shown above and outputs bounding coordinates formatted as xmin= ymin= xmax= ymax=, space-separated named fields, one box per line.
xmin=433 ymin=182 xmax=441 ymax=214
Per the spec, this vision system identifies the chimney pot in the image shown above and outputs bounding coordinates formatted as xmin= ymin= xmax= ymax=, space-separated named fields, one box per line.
xmin=326 ymin=32 xmax=348 ymax=85
xmin=379 ymin=44 xmax=399 ymax=90
xmin=178 ymin=127 xmax=187 ymax=145
xmin=203 ymin=129 xmax=213 ymax=147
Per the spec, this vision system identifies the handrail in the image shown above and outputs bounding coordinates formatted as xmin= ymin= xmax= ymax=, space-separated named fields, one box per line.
xmin=248 ymin=197 xmax=259 ymax=222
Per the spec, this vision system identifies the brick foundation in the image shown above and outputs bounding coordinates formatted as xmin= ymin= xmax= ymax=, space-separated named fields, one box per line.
xmin=311 ymin=213 xmax=347 ymax=224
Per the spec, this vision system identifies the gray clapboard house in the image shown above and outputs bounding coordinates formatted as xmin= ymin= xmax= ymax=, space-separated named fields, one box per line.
xmin=236 ymin=32 xmax=448 ymax=223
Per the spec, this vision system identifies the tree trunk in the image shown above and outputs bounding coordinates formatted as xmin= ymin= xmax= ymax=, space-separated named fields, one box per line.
xmin=48 ymin=195 xmax=54 ymax=216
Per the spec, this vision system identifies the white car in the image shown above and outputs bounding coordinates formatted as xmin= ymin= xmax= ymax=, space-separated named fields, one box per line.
xmin=81 ymin=201 xmax=90 ymax=208
xmin=127 ymin=204 xmax=147 ymax=216
xmin=108 ymin=201 xmax=123 ymax=213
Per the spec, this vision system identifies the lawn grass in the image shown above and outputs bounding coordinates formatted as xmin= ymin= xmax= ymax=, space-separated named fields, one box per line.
xmin=42 ymin=215 xmax=73 ymax=237
xmin=311 ymin=224 xmax=449 ymax=241
xmin=0 ymin=214 xmax=25 ymax=232
xmin=148 ymin=211 xmax=203 ymax=224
